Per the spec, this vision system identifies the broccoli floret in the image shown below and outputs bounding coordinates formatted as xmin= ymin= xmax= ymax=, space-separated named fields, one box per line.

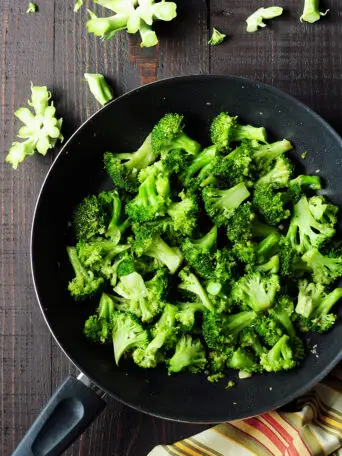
xmin=232 ymin=272 xmax=280 ymax=312
xmin=180 ymin=145 xmax=218 ymax=187
xmin=255 ymin=255 xmax=280 ymax=274
xmin=279 ymin=238 xmax=309 ymax=278
xmin=98 ymin=190 xmax=130 ymax=243
xmin=167 ymin=190 xmax=200 ymax=236
xmin=208 ymin=27 xmax=227 ymax=45
xmin=181 ymin=226 xmax=218 ymax=278
xmin=160 ymin=148 xmax=190 ymax=175
xmin=151 ymin=113 xmax=200 ymax=156
xmin=288 ymin=175 xmax=322 ymax=203
xmin=203 ymin=310 xmax=257 ymax=351
xmin=104 ymin=134 xmax=157 ymax=192
xmin=27 ymin=2 xmax=38 ymax=13
xmin=246 ymin=7 xmax=283 ymax=33
xmin=253 ymin=183 xmax=291 ymax=226
xmin=308 ymin=196 xmax=338 ymax=228
xmin=210 ymin=112 xmax=267 ymax=152
xmin=233 ymin=232 xmax=280 ymax=267
xmin=76 ymin=239 xmax=129 ymax=275
xmin=84 ymin=293 xmax=115 ymax=343
xmin=168 ymin=335 xmax=207 ymax=374
xmin=133 ymin=304 xmax=178 ymax=368
xmin=67 ymin=246 xmax=104 ymax=300
xmin=295 ymin=280 xmax=342 ymax=333
xmin=203 ymin=182 xmax=251 ymax=227
xmin=84 ymin=73 xmax=114 ymax=106
xmin=175 ymin=301 xmax=207 ymax=331
xmin=302 ymin=248 xmax=342 ymax=285
xmin=256 ymin=232 xmax=281 ymax=264
xmin=301 ymin=0 xmax=328 ymax=23
xmin=257 ymin=155 xmax=293 ymax=187
xmin=260 ymin=335 xmax=295 ymax=372
xmin=239 ymin=328 xmax=267 ymax=356
xmin=252 ymin=217 xmax=279 ymax=238
xmin=286 ymin=196 xmax=336 ymax=254
xmin=227 ymin=348 xmax=260 ymax=373
xmin=255 ymin=314 xmax=284 ymax=347
xmin=178 ymin=268 xmax=214 ymax=311
xmin=72 ymin=194 xmax=107 ymax=242
xmin=112 ymin=311 xmax=149 ymax=365
xmin=114 ymin=270 xmax=167 ymax=322
xmin=252 ymin=139 xmax=293 ymax=172
xmin=116 ymin=253 xmax=136 ymax=278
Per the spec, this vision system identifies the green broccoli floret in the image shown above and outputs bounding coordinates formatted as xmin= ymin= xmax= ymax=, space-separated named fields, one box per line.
xmin=151 ymin=113 xmax=200 ymax=156
xmin=257 ymin=155 xmax=293 ymax=187
xmin=168 ymin=335 xmax=207 ymax=374
xmin=252 ymin=217 xmax=279 ymax=238
xmin=232 ymin=272 xmax=280 ymax=312
xmin=203 ymin=310 xmax=257 ymax=352
xmin=27 ymin=2 xmax=38 ymax=13
xmin=210 ymin=112 xmax=267 ymax=152
xmin=67 ymin=246 xmax=104 ymax=300
xmin=104 ymin=134 xmax=157 ymax=192
xmin=178 ymin=268 xmax=214 ymax=311
xmin=116 ymin=253 xmax=136 ymax=278
xmin=308 ymin=196 xmax=338 ymax=228
xmin=255 ymin=255 xmax=280 ymax=274
xmin=175 ymin=301 xmax=207 ymax=331
xmin=72 ymin=194 xmax=107 ymax=242
xmin=246 ymin=7 xmax=283 ymax=33
xmin=295 ymin=280 xmax=342 ymax=333
xmin=288 ymin=175 xmax=322 ymax=203
xmin=98 ymin=190 xmax=130 ymax=243
xmin=112 ymin=311 xmax=149 ymax=365
xmin=227 ymin=348 xmax=260 ymax=373
xmin=286 ymin=196 xmax=336 ymax=254
xmin=180 ymin=145 xmax=218 ymax=187
xmin=126 ymin=163 xmax=170 ymax=222
xmin=83 ymin=293 xmax=115 ymax=343
xmin=133 ymin=304 xmax=178 ymax=368
xmin=167 ymin=190 xmax=200 ymax=236
xmin=302 ymin=248 xmax=342 ymax=285
xmin=208 ymin=27 xmax=227 ymax=45
xmin=203 ymin=182 xmax=251 ymax=227
xmin=253 ymin=183 xmax=291 ymax=226
xmin=255 ymin=314 xmax=284 ymax=347
xmin=252 ymin=139 xmax=293 ymax=172
xmin=233 ymin=232 xmax=280 ymax=267
xmin=160 ymin=148 xmax=191 ymax=175
xmin=181 ymin=226 xmax=218 ymax=278
xmin=279 ymin=238 xmax=309 ymax=278
xmin=208 ymin=351 xmax=229 ymax=375
xmin=301 ymin=0 xmax=328 ymax=23
xmin=114 ymin=270 xmax=167 ymax=322
xmin=239 ymin=328 xmax=267 ymax=356
xmin=260 ymin=335 xmax=296 ymax=372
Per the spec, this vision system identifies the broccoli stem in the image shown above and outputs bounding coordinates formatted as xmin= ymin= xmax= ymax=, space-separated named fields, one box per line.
xmin=145 ymin=236 xmax=183 ymax=274
xmin=139 ymin=21 xmax=158 ymax=48
xmin=256 ymin=232 xmax=280 ymax=263
xmin=67 ymin=246 xmax=90 ymax=283
xmin=219 ymin=182 xmax=251 ymax=212
xmin=233 ymin=125 xmax=267 ymax=143
xmin=118 ymin=134 xmax=154 ymax=170
xmin=192 ymin=226 xmax=218 ymax=251
xmin=98 ymin=293 xmax=115 ymax=321
xmin=182 ymin=146 xmax=217 ymax=184
xmin=291 ymin=175 xmax=322 ymax=190
xmin=225 ymin=311 xmax=257 ymax=339
xmin=301 ymin=0 xmax=327 ymax=23
xmin=312 ymin=288 xmax=342 ymax=319
xmin=255 ymin=255 xmax=280 ymax=274
xmin=87 ymin=14 xmax=129 ymax=39
xmin=252 ymin=218 xmax=278 ymax=238
xmin=253 ymin=140 xmax=293 ymax=167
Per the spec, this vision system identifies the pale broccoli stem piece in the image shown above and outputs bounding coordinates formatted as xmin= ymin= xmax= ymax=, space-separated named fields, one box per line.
xmin=139 ymin=21 xmax=158 ymax=48
xmin=27 ymin=2 xmax=38 ymax=13
xmin=246 ymin=7 xmax=283 ymax=33
xmin=300 ymin=0 xmax=329 ymax=24
xmin=84 ymin=73 xmax=114 ymax=106
xmin=208 ymin=28 xmax=227 ymax=46
xmin=74 ymin=0 xmax=83 ymax=13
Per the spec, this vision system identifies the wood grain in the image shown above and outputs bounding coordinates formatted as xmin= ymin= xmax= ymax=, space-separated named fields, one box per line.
xmin=2 ymin=0 xmax=342 ymax=455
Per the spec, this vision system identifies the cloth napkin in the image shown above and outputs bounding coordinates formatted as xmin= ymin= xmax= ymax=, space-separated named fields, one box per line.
xmin=148 ymin=366 xmax=342 ymax=456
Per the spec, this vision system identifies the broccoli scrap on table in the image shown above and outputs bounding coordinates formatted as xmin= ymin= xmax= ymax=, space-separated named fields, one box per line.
xmin=208 ymin=28 xmax=227 ymax=46
xmin=66 ymin=111 xmax=342 ymax=383
xmin=74 ymin=0 xmax=83 ymax=13
xmin=84 ymin=73 xmax=114 ymax=106
xmin=246 ymin=7 xmax=283 ymax=33
xmin=301 ymin=0 xmax=329 ymax=24
xmin=6 ymin=84 xmax=63 ymax=169
xmin=26 ymin=2 xmax=38 ymax=13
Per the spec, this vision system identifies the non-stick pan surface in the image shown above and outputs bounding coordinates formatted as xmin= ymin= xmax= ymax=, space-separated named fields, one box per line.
xmin=31 ymin=75 xmax=342 ymax=423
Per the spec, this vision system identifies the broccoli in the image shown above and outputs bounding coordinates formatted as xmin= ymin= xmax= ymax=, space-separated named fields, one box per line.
xmin=252 ymin=139 xmax=293 ymax=172
xmin=83 ymin=293 xmax=115 ymax=343
xmin=126 ymin=163 xmax=170 ymax=222
xmin=260 ymin=335 xmax=295 ymax=372
xmin=295 ymin=280 xmax=342 ymax=332
xmin=227 ymin=348 xmax=260 ymax=373
xmin=308 ymin=196 xmax=338 ymax=228
xmin=168 ymin=335 xmax=207 ymax=374
xmin=104 ymin=134 xmax=157 ymax=192
xmin=246 ymin=7 xmax=284 ymax=33
xmin=208 ymin=27 xmax=227 ymax=46
xmin=288 ymin=175 xmax=322 ymax=203
xmin=27 ymin=2 xmax=37 ymax=13
xmin=114 ymin=270 xmax=167 ymax=322
xmin=116 ymin=253 xmax=136 ymax=278
xmin=167 ymin=191 xmax=200 ymax=236
xmin=252 ymin=217 xmax=279 ymax=238
xmin=84 ymin=73 xmax=114 ymax=106
xmin=279 ymin=238 xmax=309 ymax=277
xmin=151 ymin=113 xmax=200 ymax=156
xmin=239 ymin=328 xmax=267 ymax=356
xmin=6 ymin=84 xmax=63 ymax=169
xmin=302 ymin=248 xmax=342 ymax=285
xmin=255 ymin=255 xmax=280 ymax=274
xmin=203 ymin=182 xmax=251 ymax=227
xmin=160 ymin=148 xmax=191 ymax=175
xmin=180 ymin=145 xmax=217 ymax=187
xmin=232 ymin=272 xmax=280 ymax=312
xmin=203 ymin=310 xmax=257 ymax=351
xmin=112 ymin=311 xmax=149 ymax=365
xmin=286 ymin=196 xmax=335 ymax=254
xmin=255 ymin=314 xmax=284 ymax=347
xmin=72 ymin=194 xmax=107 ymax=242
xmin=226 ymin=204 xmax=255 ymax=242
xmin=98 ymin=190 xmax=130 ymax=243
xmin=257 ymin=155 xmax=293 ymax=187
xmin=67 ymin=246 xmax=104 ymax=300
xmin=253 ymin=183 xmax=291 ymax=226
xmin=178 ymin=268 xmax=214 ymax=311
xmin=133 ymin=304 xmax=178 ymax=368
xmin=181 ymin=226 xmax=217 ymax=278
xmin=74 ymin=0 xmax=83 ymax=12
xmin=300 ymin=0 xmax=329 ymax=24
xmin=175 ymin=301 xmax=207 ymax=331
xmin=210 ymin=112 xmax=267 ymax=152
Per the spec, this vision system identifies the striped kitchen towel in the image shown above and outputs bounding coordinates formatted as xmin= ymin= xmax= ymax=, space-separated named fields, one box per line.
xmin=148 ymin=366 xmax=342 ymax=456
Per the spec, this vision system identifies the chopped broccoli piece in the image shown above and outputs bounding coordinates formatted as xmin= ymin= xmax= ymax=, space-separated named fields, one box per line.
xmin=302 ymin=248 xmax=342 ymax=285
xmin=253 ymin=183 xmax=290 ymax=226
xmin=181 ymin=226 xmax=217 ymax=278
xmin=246 ymin=7 xmax=283 ymax=33
xmin=180 ymin=145 xmax=217 ymax=187
xmin=176 ymin=301 xmax=207 ymax=331
xmin=67 ymin=246 xmax=104 ymax=300
xmin=84 ymin=73 xmax=114 ymax=106
xmin=288 ymin=175 xmax=322 ymax=203
xmin=279 ymin=238 xmax=309 ymax=278
xmin=178 ymin=268 xmax=214 ymax=311
xmin=168 ymin=335 xmax=207 ymax=374
xmin=255 ymin=255 xmax=280 ymax=274
xmin=257 ymin=155 xmax=293 ymax=188
xmin=84 ymin=293 xmax=115 ymax=343
xmin=167 ymin=191 xmax=200 ymax=236
xmin=227 ymin=348 xmax=260 ymax=373
xmin=6 ymin=84 xmax=63 ymax=169
xmin=252 ymin=139 xmax=293 ymax=172
xmin=227 ymin=203 xmax=255 ymax=243
xmin=208 ymin=27 xmax=227 ymax=45
xmin=260 ymin=335 xmax=295 ymax=372
xmin=27 ymin=2 xmax=38 ymax=13
xmin=308 ymin=196 xmax=338 ymax=228
xmin=98 ymin=190 xmax=130 ymax=244
xmin=72 ymin=194 xmax=107 ymax=241
xmin=74 ymin=0 xmax=83 ymax=12
xmin=300 ymin=0 xmax=329 ymax=23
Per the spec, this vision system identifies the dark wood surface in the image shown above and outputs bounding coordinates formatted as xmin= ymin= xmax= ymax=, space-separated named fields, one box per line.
xmin=1 ymin=1 xmax=342 ymax=455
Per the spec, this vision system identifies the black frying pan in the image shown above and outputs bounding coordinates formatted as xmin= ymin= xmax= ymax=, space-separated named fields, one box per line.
xmin=14 ymin=75 xmax=342 ymax=456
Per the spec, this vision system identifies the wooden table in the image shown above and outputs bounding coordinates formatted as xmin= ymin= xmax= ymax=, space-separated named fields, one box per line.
xmin=1 ymin=1 xmax=342 ymax=454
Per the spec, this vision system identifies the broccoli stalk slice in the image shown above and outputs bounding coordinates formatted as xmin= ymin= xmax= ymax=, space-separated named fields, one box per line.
xmin=181 ymin=145 xmax=217 ymax=186
xmin=87 ymin=12 xmax=129 ymax=40
xmin=227 ymin=348 xmax=259 ymax=373
xmin=301 ymin=0 xmax=329 ymax=23
xmin=312 ymin=288 xmax=342 ymax=319
xmin=260 ymin=335 xmax=295 ymax=372
xmin=256 ymin=232 xmax=281 ymax=264
xmin=246 ymin=7 xmax=284 ymax=33
xmin=302 ymin=248 xmax=342 ymax=285
xmin=67 ymin=246 xmax=103 ymax=299
xmin=253 ymin=140 xmax=293 ymax=170
xmin=112 ymin=311 xmax=149 ymax=365
xmin=168 ymin=335 xmax=207 ymax=374
xmin=192 ymin=226 xmax=218 ymax=251
xmin=179 ymin=269 xmax=214 ymax=311
xmin=84 ymin=73 xmax=114 ymax=106
xmin=144 ymin=235 xmax=183 ymax=274
xmin=139 ymin=21 xmax=158 ymax=47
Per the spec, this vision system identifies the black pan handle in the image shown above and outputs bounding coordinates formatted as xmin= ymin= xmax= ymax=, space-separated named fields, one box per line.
xmin=12 ymin=375 xmax=106 ymax=456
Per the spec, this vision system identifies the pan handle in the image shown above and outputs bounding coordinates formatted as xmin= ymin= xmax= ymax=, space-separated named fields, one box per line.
xmin=12 ymin=375 xmax=106 ymax=456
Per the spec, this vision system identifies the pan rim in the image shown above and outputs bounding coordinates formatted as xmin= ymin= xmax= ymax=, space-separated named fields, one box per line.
xmin=30 ymin=74 xmax=342 ymax=423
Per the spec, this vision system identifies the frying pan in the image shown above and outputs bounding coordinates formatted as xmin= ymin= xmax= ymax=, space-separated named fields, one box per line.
xmin=13 ymin=75 xmax=342 ymax=456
